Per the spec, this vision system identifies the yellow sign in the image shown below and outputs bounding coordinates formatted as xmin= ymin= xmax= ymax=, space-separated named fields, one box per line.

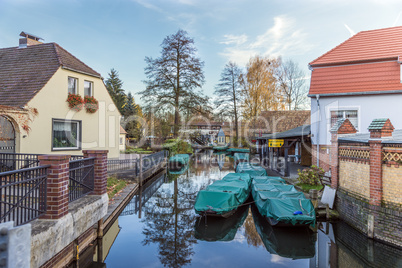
xmin=268 ymin=139 xmax=284 ymax=147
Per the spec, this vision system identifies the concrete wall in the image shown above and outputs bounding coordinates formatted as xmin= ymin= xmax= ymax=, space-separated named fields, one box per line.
xmin=15 ymin=67 xmax=120 ymax=158
xmin=310 ymin=94 xmax=402 ymax=146
xmin=30 ymin=194 xmax=108 ymax=268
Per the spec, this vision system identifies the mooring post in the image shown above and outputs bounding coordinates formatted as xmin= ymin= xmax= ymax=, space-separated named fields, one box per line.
xmin=139 ymin=154 xmax=143 ymax=187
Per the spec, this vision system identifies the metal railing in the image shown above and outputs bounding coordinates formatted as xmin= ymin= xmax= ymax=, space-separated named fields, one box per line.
xmin=107 ymin=158 xmax=138 ymax=173
xmin=0 ymin=153 xmax=41 ymax=172
xmin=0 ymin=165 xmax=49 ymax=226
xmin=69 ymin=158 xmax=95 ymax=202
xmin=139 ymin=151 xmax=166 ymax=176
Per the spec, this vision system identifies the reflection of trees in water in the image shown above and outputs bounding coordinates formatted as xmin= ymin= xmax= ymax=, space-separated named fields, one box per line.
xmin=243 ymin=208 xmax=263 ymax=247
xmin=141 ymin=173 xmax=201 ymax=268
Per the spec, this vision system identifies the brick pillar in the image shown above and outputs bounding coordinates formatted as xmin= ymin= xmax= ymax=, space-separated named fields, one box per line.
xmin=330 ymin=132 xmax=339 ymax=189
xmin=82 ymin=150 xmax=108 ymax=195
xmin=38 ymin=155 xmax=70 ymax=219
xmin=368 ymin=140 xmax=383 ymax=206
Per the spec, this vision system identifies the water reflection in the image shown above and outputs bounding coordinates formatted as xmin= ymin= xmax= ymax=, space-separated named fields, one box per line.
xmin=93 ymin=151 xmax=402 ymax=268
xmin=251 ymin=205 xmax=316 ymax=259
xmin=194 ymin=204 xmax=249 ymax=242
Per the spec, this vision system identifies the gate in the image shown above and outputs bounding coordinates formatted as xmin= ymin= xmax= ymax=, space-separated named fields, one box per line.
xmin=0 ymin=116 xmax=15 ymax=153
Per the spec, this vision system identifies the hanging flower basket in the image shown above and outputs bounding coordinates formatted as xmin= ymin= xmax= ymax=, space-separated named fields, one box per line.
xmin=67 ymin=93 xmax=84 ymax=112
xmin=84 ymin=96 xmax=99 ymax=113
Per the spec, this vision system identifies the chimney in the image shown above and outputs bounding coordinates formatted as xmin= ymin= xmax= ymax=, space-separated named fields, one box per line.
xmin=368 ymin=118 xmax=394 ymax=139
xmin=19 ymin=31 xmax=43 ymax=48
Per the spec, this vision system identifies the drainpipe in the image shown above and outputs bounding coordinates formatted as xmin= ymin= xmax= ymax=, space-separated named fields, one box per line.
xmin=316 ymin=94 xmax=320 ymax=167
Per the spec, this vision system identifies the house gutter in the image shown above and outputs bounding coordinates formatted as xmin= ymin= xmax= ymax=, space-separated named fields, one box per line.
xmin=307 ymin=89 xmax=402 ymax=98
xmin=61 ymin=66 xmax=102 ymax=79
xmin=316 ymin=94 xmax=320 ymax=167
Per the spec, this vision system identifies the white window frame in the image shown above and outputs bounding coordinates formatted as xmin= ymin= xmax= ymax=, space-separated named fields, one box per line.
xmin=52 ymin=119 xmax=81 ymax=151
xmin=328 ymin=107 xmax=360 ymax=132
xmin=84 ymin=80 xmax=93 ymax=97
xmin=68 ymin=77 xmax=78 ymax=94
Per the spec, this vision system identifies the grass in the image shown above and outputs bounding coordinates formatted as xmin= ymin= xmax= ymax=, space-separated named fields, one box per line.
xmin=296 ymin=183 xmax=324 ymax=193
xmin=125 ymin=148 xmax=153 ymax=154
xmin=107 ymin=177 xmax=128 ymax=199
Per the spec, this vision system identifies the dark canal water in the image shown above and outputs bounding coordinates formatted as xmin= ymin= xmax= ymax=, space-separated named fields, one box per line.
xmin=94 ymin=151 xmax=401 ymax=268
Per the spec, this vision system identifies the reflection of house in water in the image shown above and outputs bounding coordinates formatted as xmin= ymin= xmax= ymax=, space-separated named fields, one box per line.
xmin=93 ymin=219 xmax=121 ymax=263
xmin=311 ymin=221 xmax=402 ymax=268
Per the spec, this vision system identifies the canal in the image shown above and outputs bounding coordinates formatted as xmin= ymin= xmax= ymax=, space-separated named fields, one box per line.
xmin=90 ymin=151 xmax=402 ymax=267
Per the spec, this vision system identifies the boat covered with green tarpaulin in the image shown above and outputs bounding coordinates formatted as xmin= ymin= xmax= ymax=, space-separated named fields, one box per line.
xmin=227 ymin=148 xmax=250 ymax=153
xmin=251 ymin=177 xmax=316 ymax=226
xmin=236 ymin=162 xmax=267 ymax=177
xmin=194 ymin=173 xmax=251 ymax=217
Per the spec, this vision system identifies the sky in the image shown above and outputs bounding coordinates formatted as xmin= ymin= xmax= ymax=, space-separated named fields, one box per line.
xmin=1 ymin=0 xmax=402 ymax=105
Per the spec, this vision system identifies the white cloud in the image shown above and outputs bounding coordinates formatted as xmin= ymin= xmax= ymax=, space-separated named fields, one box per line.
xmin=220 ymin=15 xmax=314 ymax=66
xmin=220 ymin=34 xmax=248 ymax=45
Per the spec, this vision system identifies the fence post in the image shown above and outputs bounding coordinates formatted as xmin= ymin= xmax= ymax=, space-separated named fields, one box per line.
xmin=83 ymin=150 xmax=109 ymax=195
xmin=38 ymin=155 xmax=70 ymax=219
xmin=139 ymin=154 xmax=143 ymax=187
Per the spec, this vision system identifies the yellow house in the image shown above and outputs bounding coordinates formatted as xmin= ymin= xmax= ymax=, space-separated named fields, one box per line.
xmin=119 ymin=126 xmax=127 ymax=152
xmin=0 ymin=32 xmax=121 ymax=158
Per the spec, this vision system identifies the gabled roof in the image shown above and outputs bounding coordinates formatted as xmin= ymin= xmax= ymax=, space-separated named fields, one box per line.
xmin=0 ymin=43 xmax=101 ymax=107
xmin=120 ymin=125 xmax=127 ymax=134
xmin=255 ymin=110 xmax=311 ymax=134
xmin=310 ymin=26 xmax=402 ymax=67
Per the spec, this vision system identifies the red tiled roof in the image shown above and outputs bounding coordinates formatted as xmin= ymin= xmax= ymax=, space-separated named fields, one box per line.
xmin=310 ymin=26 xmax=402 ymax=66
xmin=0 ymin=43 xmax=101 ymax=107
xmin=309 ymin=61 xmax=402 ymax=95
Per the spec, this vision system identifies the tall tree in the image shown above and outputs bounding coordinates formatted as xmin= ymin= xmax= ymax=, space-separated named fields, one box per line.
xmin=214 ymin=62 xmax=242 ymax=142
xmin=105 ymin=68 xmax=126 ymax=114
xmin=276 ymin=59 xmax=308 ymax=110
xmin=123 ymin=92 xmax=138 ymax=117
xmin=240 ymin=55 xmax=285 ymax=120
xmin=140 ymin=29 xmax=206 ymax=137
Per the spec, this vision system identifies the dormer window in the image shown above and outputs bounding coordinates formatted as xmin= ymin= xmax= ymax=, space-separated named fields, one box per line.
xmin=84 ymin=80 xmax=93 ymax=97
xmin=68 ymin=77 xmax=78 ymax=94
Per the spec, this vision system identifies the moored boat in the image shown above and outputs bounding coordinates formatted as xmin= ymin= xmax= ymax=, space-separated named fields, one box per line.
xmin=236 ymin=162 xmax=267 ymax=177
xmin=194 ymin=173 xmax=251 ymax=217
xmin=251 ymin=177 xmax=316 ymax=226
xmin=227 ymin=148 xmax=250 ymax=153
xmin=213 ymin=144 xmax=229 ymax=151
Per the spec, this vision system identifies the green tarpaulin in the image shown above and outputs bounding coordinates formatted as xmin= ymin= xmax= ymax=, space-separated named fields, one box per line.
xmin=168 ymin=154 xmax=189 ymax=165
xmin=252 ymin=193 xmax=316 ymax=226
xmin=194 ymin=191 xmax=240 ymax=215
xmin=236 ymin=163 xmax=267 ymax=177
xmin=253 ymin=184 xmax=297 ymax=192
xmin=227 ymin=148 xmax=250 ymax=153
xmin=252 ymin=176 xmax=286 ymax=184
xmin=194 ymin=172 xmax=251 ymax=216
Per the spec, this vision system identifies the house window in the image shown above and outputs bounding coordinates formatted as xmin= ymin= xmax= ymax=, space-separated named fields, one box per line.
xmin=68 ymin=77 xmax=78 ymax=94
xmin=330 ymin=110 xmax=358 ymax=130
xmin=120 ymin=137 xmax=123 ymax=145
xmin=52 ymin=119 xmax=81 ymax=150
xmin=84 ymin=81 xmax=93 ymax=97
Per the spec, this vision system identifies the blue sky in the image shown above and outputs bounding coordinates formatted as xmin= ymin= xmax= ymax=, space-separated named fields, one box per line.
xmin=1 ymin=0 xmax=402 ymax=105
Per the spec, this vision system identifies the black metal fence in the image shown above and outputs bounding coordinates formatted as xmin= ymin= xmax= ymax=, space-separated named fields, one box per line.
xmin=107 ymin=158 xmax=138 ymax=173
xmin=69 ymin=157 xmax=95 ymax=202
xmin=0 ymin=153 xmax=40 ymax=172
xmin=0 ymin=165 xmax=49 ymax=226
xmin=138 ymin=151 xmax=167 ymax=176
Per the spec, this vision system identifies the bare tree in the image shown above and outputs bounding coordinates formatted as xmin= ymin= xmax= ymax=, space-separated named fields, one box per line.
xmin=276 ymin=59 xmax=308 ymax=110
xmin=140 ymin=30 xmax=207 ymax=137
xmin=214 ymin=62 xmax=242 ymax=141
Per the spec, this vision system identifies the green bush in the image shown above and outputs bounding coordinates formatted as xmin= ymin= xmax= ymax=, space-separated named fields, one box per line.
xmin=162 ymin=139 xmax=193 ymax=156
xmin=297 ymin=165 xmax=325 ymax=186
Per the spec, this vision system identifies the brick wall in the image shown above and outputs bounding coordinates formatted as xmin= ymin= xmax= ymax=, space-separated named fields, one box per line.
xmin=382 ymin=164 xmax=402 ymax=206
xmin=311 ymin=144 xmax=330 ymax=171
xmin=336 ymin=189 xmax=402 ymax=248
xmin=339 ymin=160 xmax=370 ymax=199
